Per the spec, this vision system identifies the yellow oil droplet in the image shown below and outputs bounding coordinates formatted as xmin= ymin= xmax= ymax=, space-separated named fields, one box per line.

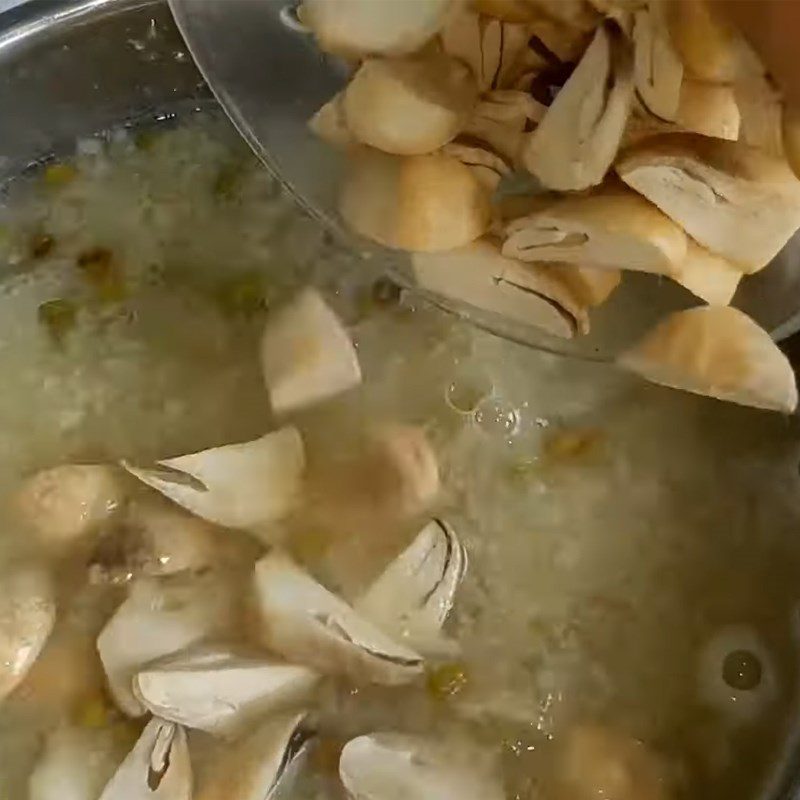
xmin=44 ymin=163 xmax=78 ymax=187
xmin=76 ymin=247 xmax=127 ymax=303
xmin=214 ymin=272 xmax=267 ymax=317
xmin=74 ymin=695 xmax=112 ymax=729
xmin=543 ymin=428 xmax=604 ymax=464
xmin=310 ymin=736 xmax=346 ymax=776
xmin=508 ymin=459 xmax=539 ymax=481
xmin=426 ymin=662 xmax=469 ymax=699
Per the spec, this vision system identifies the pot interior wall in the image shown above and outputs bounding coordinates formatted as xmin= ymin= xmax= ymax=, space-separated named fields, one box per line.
xmin=0 ymin=0 xmax=208 ymax=179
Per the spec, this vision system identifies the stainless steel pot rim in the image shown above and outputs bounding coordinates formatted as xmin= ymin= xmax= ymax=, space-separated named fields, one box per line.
xmin=0 ymin=0 xmax=143 ymax=46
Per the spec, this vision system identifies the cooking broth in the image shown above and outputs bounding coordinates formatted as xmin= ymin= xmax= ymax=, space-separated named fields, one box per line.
xmin=0 ymin=113 xmax=799 ymax=800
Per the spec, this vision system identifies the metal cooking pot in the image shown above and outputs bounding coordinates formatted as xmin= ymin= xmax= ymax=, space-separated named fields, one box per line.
xmin=1 ymin=2 xmax=800 ymax=799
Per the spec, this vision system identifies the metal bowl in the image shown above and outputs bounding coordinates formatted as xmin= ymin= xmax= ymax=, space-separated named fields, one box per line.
xmin=0 ymin=3 xmax=799 ymax=798
xmin=6 ymin=0 xmax=799 ymax=363
xmin=167 ymin=0 xmax=800 ymax=356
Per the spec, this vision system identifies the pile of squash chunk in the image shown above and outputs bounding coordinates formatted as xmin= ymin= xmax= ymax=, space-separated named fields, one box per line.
xmin=305 ymin=0 xmax=800 ymax=414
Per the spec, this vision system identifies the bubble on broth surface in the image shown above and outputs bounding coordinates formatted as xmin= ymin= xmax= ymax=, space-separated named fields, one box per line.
xmin=722 ymin=650 xmax=763 ymax=692
xmin=473 ymin=396 xmax=520 ymax=437
xmin=445 ymin=371 xmax=493 ymax=415
xmin=697 ymin=625 xmax=778 ymax=725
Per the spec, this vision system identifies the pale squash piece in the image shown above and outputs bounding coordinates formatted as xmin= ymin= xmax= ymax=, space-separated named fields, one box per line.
xmin=442 ymin=140 xmax=511 ymax=191
xmin=676 ymin=81 xmax=740 ymax=141
xmin=98 ymin=719 xmax=191 ymax=800
xmin=260 ymin=288 xmax=361 ymax=415
xmin=308 ymin=93 xmax=355 ymax=149
xmin=616 ymin=134 xmax=800 ymax=272
xmin=0 ymin=567 xmax=55 ymax=703
xmin=546 ymin=264 xmax=622 ymax=307
xmin=15 ymin=464 xmax=124 ymax=549
xmin=343 ymin=53 xmax=477 ymax=155
xmin=302 ymin=0 xmax=452 ymax=57
xmin=413 ymin=239 xmax=589 ymax=337
xmin=253 ymin=551 xmax=423 ymax=686
xmin=673 ymin=241 xmax=742 ymax=306
xmin=29 ymin=727 xmax=130 ymax=800
xmin=502 ymin=183 xmax=687 ymax=276
xmin=622 ymin=84 xmax=740 ymax=148
xmin=133 ymin=646 xmax=318 ymax=739
xmin=619 ymin=306 xmax=797 ymax=413
xmin=734 ymin=76 xmax=784 ymax=158
xmin=340 ymin=149 xmax=491 ymax=252
xmin=354 ymin=519 xmax=465 ymax=652
xmin=393 ymin=153 xmax=492 ymax=250
xmin=340 ymin=733 xmax=504 ymax=800
xmin=665 ymin=0 xmax=762 ymax=84
xmin=123 ymin=428 xmax=305 ymax=531
xmin=196 ymin=713 xmax=309 ymax=800
xmin=520 ymin=23 xmax=634 ymax=191
xmin=632 ymin=2 xmax=683 ymax=122
xmin=440 ymin=9 xmax=531 ymax=92
xmin=462 ymin=90 xmax=546 ymax=163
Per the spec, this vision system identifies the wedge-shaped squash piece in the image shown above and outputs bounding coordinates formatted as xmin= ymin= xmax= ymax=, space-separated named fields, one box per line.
xmin=676 ymin=81 xmax=740 ymax=141
xmin=124 ymin=428 xmax=304 ymax=531
xmin=261 ymin=289 xmax=361 ymax=415
xmin=520 ymin=22 xmax=634 ymax=191
xmin=134 ymin=645 xmax=318 ymax=739
xmin=502 ymin=184 xmax=687 ymax=275
xmin=302 ymin=0 xmax=452 ymax=57
xmin=616 ymin=134 xmax=800 ymax=272
xmin=413 ymin=239 xmax=589 ymax=337
xmin=441 ymin=9 xmax=531 ymax=91
xmin=544 ymin=264 xmax=622 ymax=307
xmin=343 ymin=53 xmax=477 ymax=155
xmin=340 ymin=149 xmax=491 ymax=252
xmin=632 ymin=2 xmax=683 ymax=121
xmin=673 ymin=241 xmax=742 ymax=306
xmin=665 ymin=0 xmax=762 ymax=84
xmin=619 ymin=306 xmax=797 ymax=413
xmin=253 ymin=551 xmax=424 ymax=686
